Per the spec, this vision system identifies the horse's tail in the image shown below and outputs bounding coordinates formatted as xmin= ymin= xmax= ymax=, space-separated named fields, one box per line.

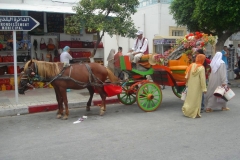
xmin=106 ymin=68 xmax=119 ymax=83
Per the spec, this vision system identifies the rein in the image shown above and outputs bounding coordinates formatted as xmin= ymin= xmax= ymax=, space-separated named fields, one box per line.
xmin=25 ymin=62 xmax=105 ymax=88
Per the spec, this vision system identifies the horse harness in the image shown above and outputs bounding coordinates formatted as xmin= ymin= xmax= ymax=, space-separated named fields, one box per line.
xmin=28 ymin=62 xmax=103 ymax=88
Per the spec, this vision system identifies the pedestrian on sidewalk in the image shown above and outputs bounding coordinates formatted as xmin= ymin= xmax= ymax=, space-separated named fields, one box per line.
xmin=60 ymin=46 xmax=72 ymax=92
xmin=234 ymin=59 xmax=240 ymax=79
xmin=205 ymin=52 xmax=229 ymax=112
xmin=114 ymin=47 xmax=123 ymax=78
xmin=195 ymin=49 xmax=211 ymax=112
xmin=221 ymin=46 xmax=230 ymax=85
xmin=182 ymin=54 xmax=207 ymax=118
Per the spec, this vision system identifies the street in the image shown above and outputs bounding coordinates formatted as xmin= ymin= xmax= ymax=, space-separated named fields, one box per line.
xmin=0 ymin=87 xmax=240 ymax=160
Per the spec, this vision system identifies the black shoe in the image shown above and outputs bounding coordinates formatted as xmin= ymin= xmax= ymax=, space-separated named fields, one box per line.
xmin=228 ymin=83 xmax=231 ymax=85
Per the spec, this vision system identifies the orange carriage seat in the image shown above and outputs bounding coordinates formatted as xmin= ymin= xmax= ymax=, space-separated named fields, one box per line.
xmin=168 ymin=54 xmax=190 ymax=82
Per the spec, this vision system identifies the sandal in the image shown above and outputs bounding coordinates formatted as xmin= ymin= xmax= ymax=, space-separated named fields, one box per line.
xmin=222 ymin=107 xmax=230 ymax=111
xmin=205 ymin=108 xmax=213 ymax=113
xmin=195 ymin=114 xmax=201 ymax=118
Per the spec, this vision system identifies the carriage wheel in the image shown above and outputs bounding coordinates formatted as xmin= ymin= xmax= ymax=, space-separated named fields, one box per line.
xmin=172 ymin=86 xmax=186 ymax=98
xmin=136 ymin=82 xmax=162 ymax=112
xmin=118 ymin=85 xmax=137 ymax=105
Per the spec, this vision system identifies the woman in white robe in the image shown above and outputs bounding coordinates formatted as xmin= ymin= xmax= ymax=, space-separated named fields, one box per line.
xmin=204 ymin=52 xmax=229 ymax=112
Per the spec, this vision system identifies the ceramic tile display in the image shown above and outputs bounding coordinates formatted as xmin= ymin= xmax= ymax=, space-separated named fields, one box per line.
xmin=47 ymin=13 xmax=64 ymax=33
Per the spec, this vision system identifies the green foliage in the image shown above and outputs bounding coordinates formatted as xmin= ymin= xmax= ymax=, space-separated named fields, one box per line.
xmin=64 ymin=0 xmax=139 ymax=54
xmin=170 ymin=0 xmax=240 ymax=49
xmin=64 ymin=0 xmax=139 ymax=55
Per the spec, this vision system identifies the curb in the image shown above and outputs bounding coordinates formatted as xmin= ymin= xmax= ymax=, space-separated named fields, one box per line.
xmin=0 ymin=98 xmax=120 ymax=117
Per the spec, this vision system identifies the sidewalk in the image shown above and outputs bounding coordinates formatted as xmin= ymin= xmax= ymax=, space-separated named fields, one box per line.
xmin=0 ymin=79 xmax=239 ymax=117
xmin=0 ymin=88 xmax=119 ymax=117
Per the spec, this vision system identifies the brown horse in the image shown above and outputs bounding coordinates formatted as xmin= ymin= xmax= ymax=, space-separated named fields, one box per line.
xmin=18 ymin=60 xmax=118 ymax=120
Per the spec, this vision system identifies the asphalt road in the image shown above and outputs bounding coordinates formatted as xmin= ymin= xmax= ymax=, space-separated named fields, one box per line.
xmin=0 ymin=87 xmax=240 ymax=160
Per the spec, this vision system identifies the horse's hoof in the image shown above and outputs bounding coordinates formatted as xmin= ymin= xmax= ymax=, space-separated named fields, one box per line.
xmin=56 ymin=114 xmax=62 ymax=119
xmin=86 ymin=107 xmax=90 ymax=111
xmin=62 ymin=115 xmax=68 ymax=120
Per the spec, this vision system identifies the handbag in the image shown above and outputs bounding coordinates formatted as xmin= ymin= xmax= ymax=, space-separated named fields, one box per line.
xmin=71 ymin=41 xmax=83 ymax=48
xmin=59 ymin=41 xmax=71 ymax=49
xmin=223 ymin=87 xmax=235 ymax=101
xmin=47 ymin=38 xmax=55 ymax=51
xmin=82 ymin=41 xmax=94 ymax=48
xmin=213 ymin=86 xmax=225 ymax=97
xmin=181 ymin=87 xmax=188 ymax=101
xmin=40 ymin=38 xmax=47 ymax=50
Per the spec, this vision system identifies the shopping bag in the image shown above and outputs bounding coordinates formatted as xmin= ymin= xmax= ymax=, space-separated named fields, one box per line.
xmin=213 ymin=86 xmax=225 ymax=97
xmin=181 ymin=87 xmax=187 ymax=101
xmin=223 ymin=87 xmax=235 ymax=101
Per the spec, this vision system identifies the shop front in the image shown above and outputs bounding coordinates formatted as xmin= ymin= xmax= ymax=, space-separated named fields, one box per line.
xmin=0 ymin=8 xmax=104 ymax=93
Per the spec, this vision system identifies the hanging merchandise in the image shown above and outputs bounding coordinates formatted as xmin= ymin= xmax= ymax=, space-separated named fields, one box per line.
xmin=41 ymin=53 xmax=44 ymax=61
xmin=47 ymin=38 xmax=55 ymax=51
xmin=49 ymin=53 xmax=53 ymax=62
xmin=35 ymin=52 xmax=39 ymax=60
xmin=33 ymin=39 xmax=38 ymax=51
xmin=40 ymin=38 xmax=47 ymax=50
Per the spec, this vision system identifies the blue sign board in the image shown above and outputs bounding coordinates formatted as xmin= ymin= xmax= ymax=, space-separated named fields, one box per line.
xmin=0 ymin=16 xmax=40 ymax=31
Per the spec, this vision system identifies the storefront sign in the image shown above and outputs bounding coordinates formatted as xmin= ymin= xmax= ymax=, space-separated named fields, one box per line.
xmin=153 ymin=39 xmax=176 ymax=45
xmin=0 ymin=16 xmax=39 ymax=31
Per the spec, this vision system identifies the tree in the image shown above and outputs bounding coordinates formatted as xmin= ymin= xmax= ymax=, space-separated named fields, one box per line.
xmin=64 ymin=0 xmax=139 ymax=56
xmin=170 ymin=0 xmax=240 ymax=51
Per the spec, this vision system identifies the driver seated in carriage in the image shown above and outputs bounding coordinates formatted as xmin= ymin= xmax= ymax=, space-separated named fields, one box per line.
xmin=125 ymin=30 xmax=149 ymax=68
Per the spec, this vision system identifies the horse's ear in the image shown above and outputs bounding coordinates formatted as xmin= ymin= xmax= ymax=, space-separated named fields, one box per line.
xmin=28 ymin=59 xmax=33 ymax=67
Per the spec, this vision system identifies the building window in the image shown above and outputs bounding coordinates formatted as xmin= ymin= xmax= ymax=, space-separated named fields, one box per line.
xmin=172 ymin=30 xmax=184 ymax=36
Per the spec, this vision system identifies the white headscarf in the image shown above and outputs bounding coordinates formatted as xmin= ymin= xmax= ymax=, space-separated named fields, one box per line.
xmin=107 ymin=49 xmax=115 ymax=61
xmin=210 ymin=52 xmax=225 ymax=73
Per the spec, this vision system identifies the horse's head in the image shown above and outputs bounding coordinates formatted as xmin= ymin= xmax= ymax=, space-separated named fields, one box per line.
xmin=18 ymin=60 xmax=36 ymax=94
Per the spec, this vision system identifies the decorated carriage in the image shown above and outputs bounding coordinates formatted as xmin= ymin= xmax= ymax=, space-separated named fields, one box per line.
xmin=117 ymin=32 xmax=216 ymax=112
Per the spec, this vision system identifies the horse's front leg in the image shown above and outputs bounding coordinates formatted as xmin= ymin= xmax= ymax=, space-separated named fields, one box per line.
xmin=54 ymin=86 xmax=63 ymax=119
xmin=97 ymin=87 xmax=107 ymax=116
xmin=59 ymin=87 xmax=69 ymax=120
xmin=86 ymin=86 xmax=94 ymax=111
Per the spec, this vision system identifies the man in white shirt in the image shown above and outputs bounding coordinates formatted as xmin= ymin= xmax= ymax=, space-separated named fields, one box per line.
xmin=127 ymin=30 xmax=149 ymax=66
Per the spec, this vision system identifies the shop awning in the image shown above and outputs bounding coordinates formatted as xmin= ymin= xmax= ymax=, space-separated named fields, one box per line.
xmin=0 ymin=3 xmax=117 ymax=16
xmin=0 ymin=3 xmax=76 ymax=13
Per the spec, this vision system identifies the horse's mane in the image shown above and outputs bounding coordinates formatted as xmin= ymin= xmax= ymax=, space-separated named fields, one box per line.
xmin=25 ymin=60 xmax=61 ymax=78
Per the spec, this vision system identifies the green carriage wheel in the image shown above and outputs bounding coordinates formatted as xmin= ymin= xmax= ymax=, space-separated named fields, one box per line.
xmin=136 ymin=82 xmax=162 ymax=112
xmin=118 ymin=85 xmax=137 ymax=105
xmin=172 ymin=86 xmax=186 ymax=98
